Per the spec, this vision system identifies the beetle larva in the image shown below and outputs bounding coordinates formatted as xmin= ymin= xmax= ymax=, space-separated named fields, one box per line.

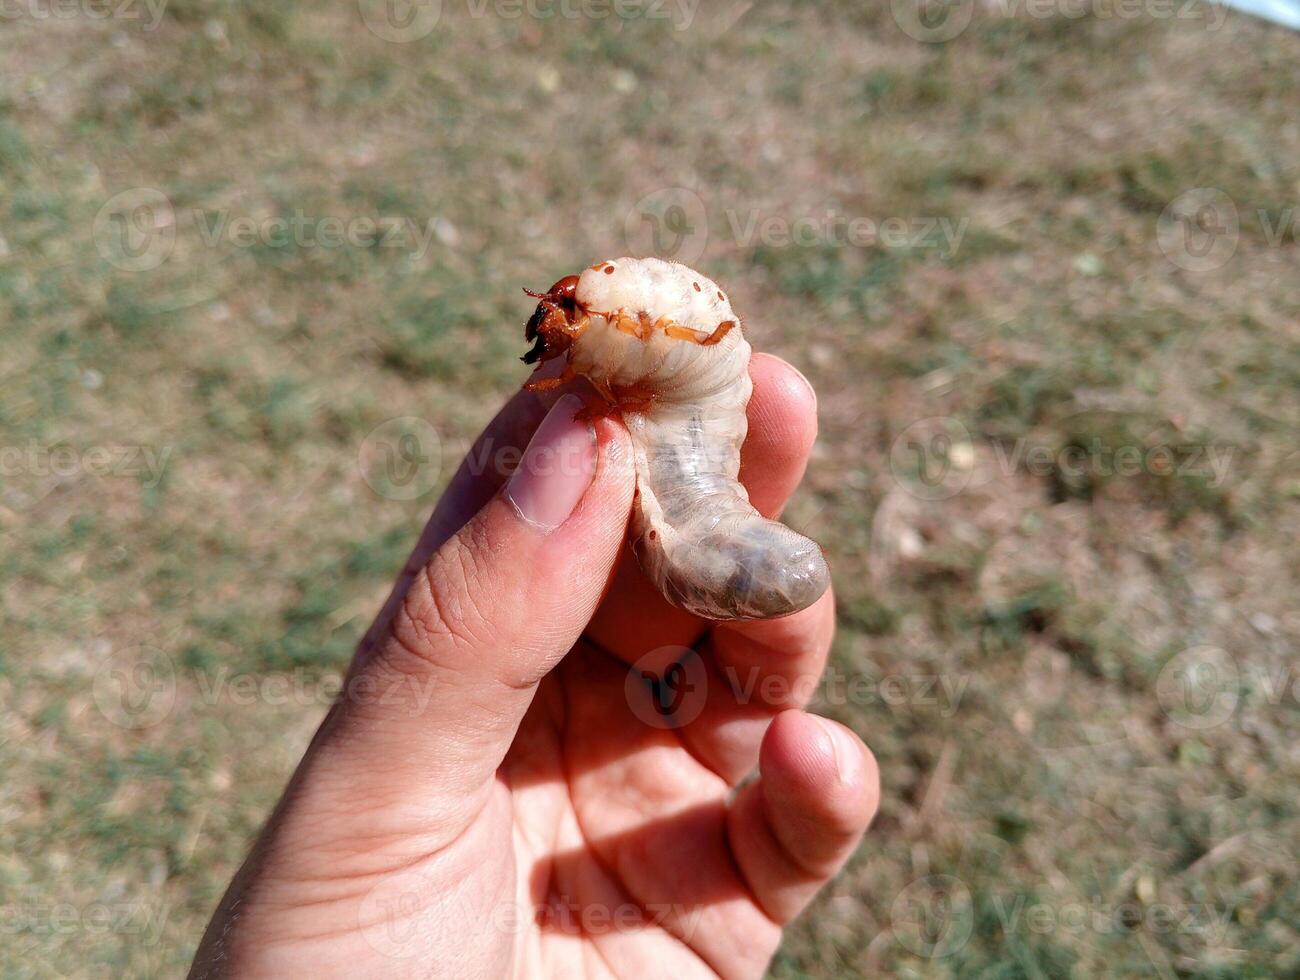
xmin=520 ymin=257 xmax=830 ymax=621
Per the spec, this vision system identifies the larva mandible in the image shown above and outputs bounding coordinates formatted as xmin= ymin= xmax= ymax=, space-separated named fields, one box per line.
xmin=520 ymin=256 xmax=830 ymax=621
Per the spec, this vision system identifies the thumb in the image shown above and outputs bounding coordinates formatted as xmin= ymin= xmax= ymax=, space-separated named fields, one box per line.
xmin=322 ymin=393 xmax=634 ymax=813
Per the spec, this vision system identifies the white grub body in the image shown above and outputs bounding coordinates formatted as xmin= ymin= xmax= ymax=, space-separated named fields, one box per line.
xmin=566 ymin=257 xmax=829 ymax=620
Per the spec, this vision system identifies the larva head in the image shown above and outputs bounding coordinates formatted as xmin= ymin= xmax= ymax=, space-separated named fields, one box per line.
xmin=521 ymin=274 xmax=580 ymax=365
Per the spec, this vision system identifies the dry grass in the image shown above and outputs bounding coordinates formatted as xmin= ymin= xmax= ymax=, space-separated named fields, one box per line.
xmin=1 ymin=0 xmax=1297 ymax=976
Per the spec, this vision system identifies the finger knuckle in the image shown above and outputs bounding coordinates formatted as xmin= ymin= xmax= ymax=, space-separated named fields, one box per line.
xmin=384 ymin=541 xmax=497 ymax=673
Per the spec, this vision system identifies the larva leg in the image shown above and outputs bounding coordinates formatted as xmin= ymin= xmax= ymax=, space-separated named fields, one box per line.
xmin=574 ymin=380 xmax=659 ymax=421
xmin=574 ymin=377 xmax=626 ymax=421
xmin=664 ymin=319 xmax=736 ymax=346
xmin=698 ymin=319 xmax=737 ymax=346
xmin=613 ymin=312 xmax=655 ymax=341
xmin=524 ymin=363 xmax=575 ymax=392
xmin=589 ymin=376 xmax=616 ymax=404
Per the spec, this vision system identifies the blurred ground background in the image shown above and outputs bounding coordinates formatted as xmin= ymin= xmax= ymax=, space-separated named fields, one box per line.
xmin=1 ymin=0 xmax=1298 ymax=976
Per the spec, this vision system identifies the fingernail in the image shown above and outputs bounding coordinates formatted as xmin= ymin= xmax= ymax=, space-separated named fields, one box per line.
xmin=817 ymin=717 xmax=860 ymax=788
xmin=504 ymin=393 xmax=596 ymax=532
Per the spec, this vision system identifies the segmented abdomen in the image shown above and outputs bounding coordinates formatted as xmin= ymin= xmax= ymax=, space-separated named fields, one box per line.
xmin=568 ymin=257 xmax=829 ymax=621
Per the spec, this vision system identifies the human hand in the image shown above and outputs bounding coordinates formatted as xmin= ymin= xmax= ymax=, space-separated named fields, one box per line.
xmin=190 ymin=354 xmax=879 ymax=979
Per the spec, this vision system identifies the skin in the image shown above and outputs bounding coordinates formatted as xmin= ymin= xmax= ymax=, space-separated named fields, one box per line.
xmin=190 ymin=354 xmax=879 ymax=979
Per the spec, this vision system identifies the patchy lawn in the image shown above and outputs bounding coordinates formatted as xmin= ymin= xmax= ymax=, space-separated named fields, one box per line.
xmin=1 ymin=1 xmax=1296 ymax=975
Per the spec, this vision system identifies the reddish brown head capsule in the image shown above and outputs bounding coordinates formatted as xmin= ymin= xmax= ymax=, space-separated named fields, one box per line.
xmin=521 ymin=274 xmax=581 ymax=364
xmin=549 ymin=274 xmax=580 ymax=304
